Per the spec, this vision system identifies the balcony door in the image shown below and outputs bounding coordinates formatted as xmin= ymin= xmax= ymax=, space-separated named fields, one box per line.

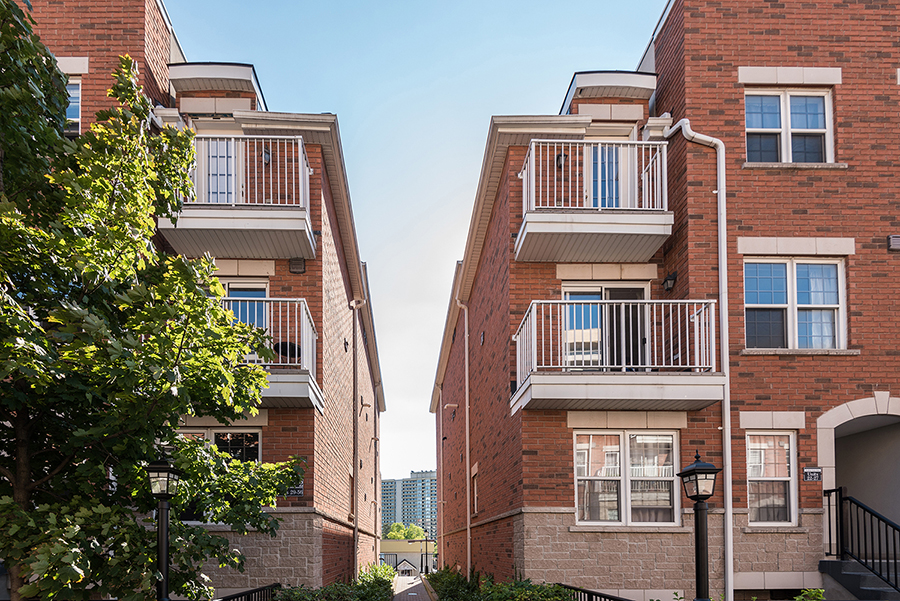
xmin=584 ymin=138 xmax=638 ymax=209
xmin=195 ymin=137 xmax=245 ymax=204
xmin=564 ymin=284 xmax=648 ymax=370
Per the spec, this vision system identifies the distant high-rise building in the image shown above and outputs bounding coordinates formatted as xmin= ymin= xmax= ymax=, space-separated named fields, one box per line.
xmin=382 ymin=470 xmax=437 ymax=537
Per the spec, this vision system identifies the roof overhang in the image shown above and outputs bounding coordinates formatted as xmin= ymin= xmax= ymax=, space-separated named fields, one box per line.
xmin=168 ymin=62 xmax=268 ymax=111
xmin=430 ymin=115 xmax=592 ymax=413
xmin=559 ymin=71 xmax=658 ymax=115
xmin=228 ymin=110 xmax=385 ymax=412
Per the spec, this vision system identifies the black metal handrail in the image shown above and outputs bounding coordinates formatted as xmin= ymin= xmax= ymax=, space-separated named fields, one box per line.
xmin=824 ymin=488 xmax=900 ymax=592
xmin=216 ymin=583 xmax=281 ymax=601
xmin=557 ymin=584 xmax=635 ymax=601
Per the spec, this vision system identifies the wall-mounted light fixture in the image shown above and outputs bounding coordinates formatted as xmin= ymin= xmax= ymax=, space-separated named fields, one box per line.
xmin=262 ymin=146 xmax=271 ymax=166
xmin=663 ymin=271 xmax=678 ymax=292
xmin=556 ymin=152 xmax=568 ymax=170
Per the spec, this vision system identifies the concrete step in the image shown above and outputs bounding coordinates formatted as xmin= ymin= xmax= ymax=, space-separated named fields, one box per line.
xmin=820 ymin=560 xmax=900 ymax=600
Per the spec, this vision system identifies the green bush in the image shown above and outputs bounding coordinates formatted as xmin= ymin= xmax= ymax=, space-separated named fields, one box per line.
xmin=426 ymin=568 xmax=570 ymax=601
xmin=274 ymin=562 xmax=395 ymax=601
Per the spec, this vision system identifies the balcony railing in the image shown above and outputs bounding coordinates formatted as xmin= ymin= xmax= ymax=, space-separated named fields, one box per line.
xmin=222 ymin=297 xmax=317 ymax=378
xmin=521 ymin=140 xmax=667 ymax=214
xmin=192 ymin=136 xmax=311 ymax=207
xmin=514 ymin=300 xmax=716 ymax=387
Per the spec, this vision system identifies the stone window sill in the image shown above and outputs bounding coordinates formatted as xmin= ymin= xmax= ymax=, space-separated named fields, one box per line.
xmin=742 ymin=162 xmax=849 ymax=170
xmin=742 ymin=526 xmax=809 ymax=534
xmin=570 ymin=525 xmax=692 ymax=533
xmin=740 ymin=349 xmax=860 ymax=356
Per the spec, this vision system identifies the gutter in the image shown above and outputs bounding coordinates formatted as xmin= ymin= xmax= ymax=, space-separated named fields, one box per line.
xmin=662 ymin=117 xmax=734 ymax=601
xmin=455 ymin=299 xmax=472 ymax=580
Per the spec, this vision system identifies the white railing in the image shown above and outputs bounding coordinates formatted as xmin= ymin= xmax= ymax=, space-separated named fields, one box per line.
xmin=513 ymin=300 xmax=716 ymax=387
xmin=222 ymin=297 xmax=317 ymax=377
xmin=191 ymin=136 xmax=311 ymax=207
xmin=521 ymin=140 xmax=667 ymax=214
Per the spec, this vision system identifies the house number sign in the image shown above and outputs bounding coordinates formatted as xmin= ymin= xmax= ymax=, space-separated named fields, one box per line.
xmin=803 ymin=468 xmax=822 ymax=482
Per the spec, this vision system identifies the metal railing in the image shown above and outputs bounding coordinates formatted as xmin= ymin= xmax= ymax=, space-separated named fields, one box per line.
xmin=824 ymin=488 xmax=900 ymax=592
xmin=556 ymin=584 xmax=635 ymax=601
xmin=216 ymin=584 xmax=281 ymax=601
xmin=222 ymin=297 xmax=317 ymax=377
xmin=521 ymin=140 xmax=667 ymax=214
xmin=192 ymin=136 xmax=311 ymax=206
xmin=514 ymin=300 xmax=716 ymax=387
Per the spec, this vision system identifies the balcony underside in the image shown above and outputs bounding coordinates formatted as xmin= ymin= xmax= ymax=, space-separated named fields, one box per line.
xmin=261 ymin=371 xmax=324 ymax=413
xmin=158 ymin=206 xmax=315 ymax=260
xmin=510 ymin=372 xmax=726 ymax=414
xmin=515 ymin=211 xmax=673 ymax=263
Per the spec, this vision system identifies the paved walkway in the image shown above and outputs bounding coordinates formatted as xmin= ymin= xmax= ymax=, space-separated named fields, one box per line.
xmin=393 ymin=575 xmax=433 ymax=601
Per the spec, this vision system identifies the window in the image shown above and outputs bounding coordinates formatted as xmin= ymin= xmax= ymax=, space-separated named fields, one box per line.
xmin=744 ymin=259 xmax=845 ymax=349
xmin=180 ymin=429 xmax=261 ymax=462
xmin=575 ymin=431 xmax=678 ymax=525
xmin=745 ymin=91 xmax=833 ymax=163
xmin=747 ymin=432 xmax=795 ymax=524
xmin=65 ymin=80 xmax=81 ymax=139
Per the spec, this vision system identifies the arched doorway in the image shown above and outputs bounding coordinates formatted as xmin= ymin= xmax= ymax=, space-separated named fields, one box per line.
xmin=817 ymin=391 xmax=900 ymax=522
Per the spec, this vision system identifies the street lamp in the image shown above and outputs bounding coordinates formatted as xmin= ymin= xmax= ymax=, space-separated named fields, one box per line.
xmin=146 ymin=458 xmax=182 ymax=601
xmin=677 ymin=451 xmax=721 ymax=601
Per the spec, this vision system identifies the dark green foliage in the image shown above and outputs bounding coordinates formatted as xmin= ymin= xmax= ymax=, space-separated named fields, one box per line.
xmin=0 ymin=2 xmax=302 ymax=599
xmin=275 ymin=563 xmax=396 ymax=601
xmin=426 ymin=568 xmax=572 ymax=601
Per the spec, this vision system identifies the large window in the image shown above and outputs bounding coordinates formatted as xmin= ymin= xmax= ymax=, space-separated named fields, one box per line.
xmin=744 ymin=259 xmax=845 ymax=349
xmin=747 ymin=432 xmax=795 ymax=524
xmin=575 ymin=431 xmax=678 ymax=525
xmin=65 ymin=80 xmax=81 ymax=139
xmin=180 ymin=428 xmax=261 ymax=462
xmin=745 ymin=91 xmax=833 ymax=163
xmin=563 ymin=283 xmax=648 ymax=369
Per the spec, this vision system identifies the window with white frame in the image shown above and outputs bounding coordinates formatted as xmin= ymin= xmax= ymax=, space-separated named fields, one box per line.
xmin=745 ymin=90 xmax=833 ymax=163
xmin=220 ymin=278 xmax=268 ymax=330
xmin=180 ymin=428 xmax=261 ymax=462
xmin=744 ymin=259 xmax=845 ymax=349
xmin=65 ymin=80 xmax=81 ymax=139
xmin=575 ymin=431 xmax=678 ymax=525
xmin=747 ymin=432 xmax=795 ymax=524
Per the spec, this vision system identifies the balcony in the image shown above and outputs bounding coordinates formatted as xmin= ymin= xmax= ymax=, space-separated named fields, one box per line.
xmin=223 ymin=297 xmax=324 ymax=411
xmin=158 ymin=136 xmax=316 ymax=260
xmin=515 ymin=140 xmax=673 ymax=263
xmin=511 ymin=300 xmax=726 ymax=413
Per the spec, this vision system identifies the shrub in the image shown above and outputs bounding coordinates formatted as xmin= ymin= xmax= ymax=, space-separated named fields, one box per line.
xmin=426 ymin=568 xmax=570 ymax=601
xmin=274 ymin=563 xmax=395 ymax=601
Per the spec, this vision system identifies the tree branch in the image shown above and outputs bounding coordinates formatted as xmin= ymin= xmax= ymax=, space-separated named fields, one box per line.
xmin=25 ymin=452 xmax=76 ymax=493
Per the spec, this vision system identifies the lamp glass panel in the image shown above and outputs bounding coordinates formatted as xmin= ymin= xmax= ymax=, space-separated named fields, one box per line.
xmin=697 ymin=473 xmax=716 ymax=497
xmin=682 ymin=474 xmax=698 ymax=498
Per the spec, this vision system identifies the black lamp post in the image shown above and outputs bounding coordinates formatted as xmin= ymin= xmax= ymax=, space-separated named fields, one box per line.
xmin=146 ymin=459 xmax=182 ymax=601
xmin=677 ymin=452 xmax=721 ymax=601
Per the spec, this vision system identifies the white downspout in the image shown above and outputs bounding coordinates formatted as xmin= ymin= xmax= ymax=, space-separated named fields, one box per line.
xmin=663 ymin=118 xmax=733 ymax=601
xmin=455 ymin=299 xmax=472 ymax=580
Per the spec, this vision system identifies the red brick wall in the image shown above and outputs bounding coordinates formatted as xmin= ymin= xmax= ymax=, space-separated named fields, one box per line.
xmin=30 ymin=0 xmax=172 ymax=131
xmin=657 ymin=0 xmax=900 ymax=512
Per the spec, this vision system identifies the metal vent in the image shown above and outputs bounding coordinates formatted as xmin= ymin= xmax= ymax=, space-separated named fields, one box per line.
xmin=889 ymin=235 xmax=900 ymax=252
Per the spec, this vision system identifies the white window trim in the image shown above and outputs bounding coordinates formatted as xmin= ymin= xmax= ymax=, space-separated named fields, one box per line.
xmin=743 ymin=257 xmax=847 ymax=350
xmin=746 ymin=430 xmax=798 ymax=527
xmin=561 ymin=281 xmax=651 ymax=298
xmin=744 ymin=89 xmax=834 ymax=163
xmin=574 ymin=429 xmax=680 ymax=526
xmin=178 ymin=427 xmax=262 ymax=462
xmin=65 ymin=78 xmax=81 ymax=137
xmin=219 ymin=277 xmax=269 ymax=296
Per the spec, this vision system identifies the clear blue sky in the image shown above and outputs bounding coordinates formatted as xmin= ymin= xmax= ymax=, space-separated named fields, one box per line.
xmin=164 ymin=0 xmax=670 ymax=480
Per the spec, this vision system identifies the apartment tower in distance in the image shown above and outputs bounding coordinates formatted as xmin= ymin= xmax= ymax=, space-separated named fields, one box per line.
xmin=382 ymin=470 xmax=438 ymax=538
xmin=432 ymin=0 xmax=900 ymax=600
xmin=26 ymin=0 xmax=385 ymax=593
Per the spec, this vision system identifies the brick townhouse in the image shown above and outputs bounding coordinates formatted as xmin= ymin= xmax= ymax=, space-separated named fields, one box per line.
xmin=27 ymin=0 xmax=385 ymax=592
xmin=431 ymin=1 xmax=900 ymax=600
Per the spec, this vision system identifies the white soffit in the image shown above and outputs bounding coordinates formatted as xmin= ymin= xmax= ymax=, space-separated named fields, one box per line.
xmin=560 ymin=71 xmax=657 ymax=115
xmin=737 ymin=66 xmax=842 ymax=85
xmin=57 ymin=57 xmax=89 ymax=75
xmin=168 ymin=63 xmax=267 ymax=111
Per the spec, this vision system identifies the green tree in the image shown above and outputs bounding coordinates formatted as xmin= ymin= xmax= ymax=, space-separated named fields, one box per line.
xmin=384 ymin=522 xmax=426 ymax=540
xmin=0 ymin=2 xmax=301 ymax=600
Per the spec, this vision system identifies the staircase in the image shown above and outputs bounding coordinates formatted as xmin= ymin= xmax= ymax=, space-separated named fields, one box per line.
xmin=822 ymin=489 xmax=900 ymax=600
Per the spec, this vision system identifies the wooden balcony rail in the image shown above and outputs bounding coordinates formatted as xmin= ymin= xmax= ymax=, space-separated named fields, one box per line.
xmin=191 ymin=136 xmax=311 ymax=206
xmin=521 ymin=140 xmax=668 ymax=214
xmin=222 ymin=297 xmax=317 ymax=378
xmin=513 ymin=299 xmax=716 ymax=387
